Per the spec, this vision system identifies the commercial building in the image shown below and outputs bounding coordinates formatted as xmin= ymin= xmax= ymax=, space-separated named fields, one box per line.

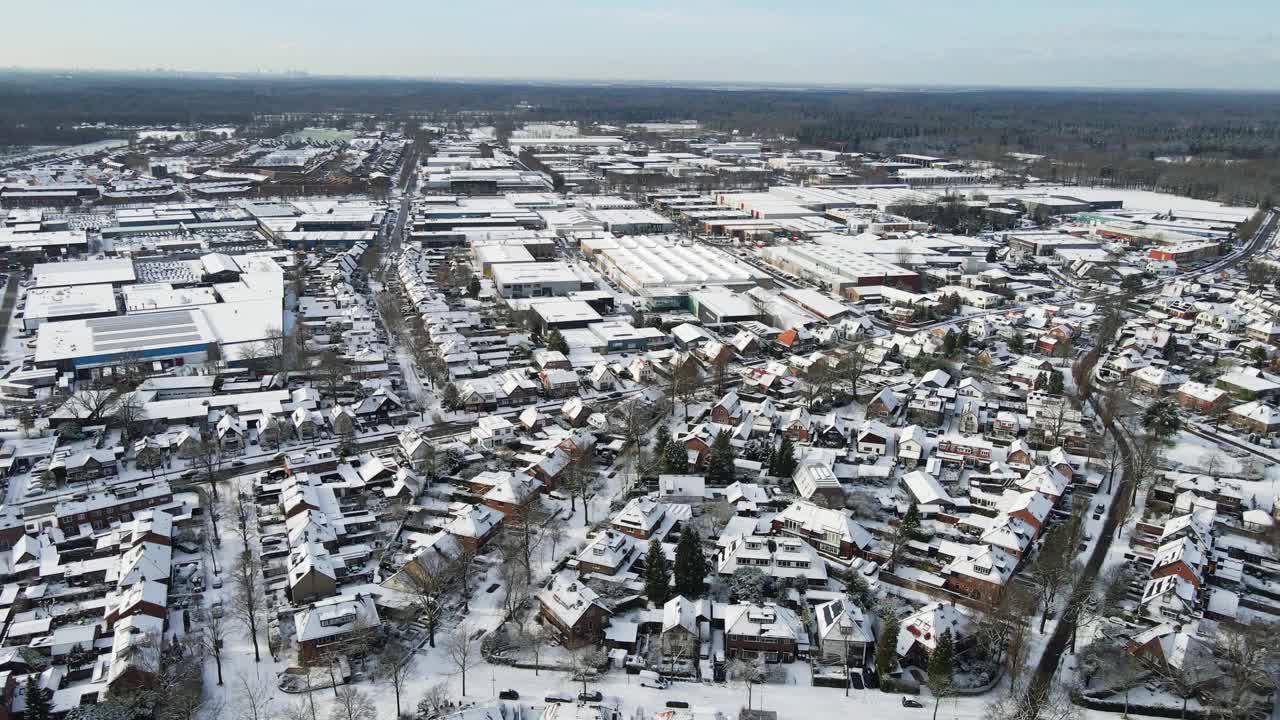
xmin=761 ymin=245 xmax=920 ymax=295
xmin=1148 ymin=242 xmax=1222 ymax=266
xmin=588 ymin=208 xmax=676 ymax=235
xmin=21 ymin=283 xmax=119 ymax=331
xmin=529 ymin=299 xmax=603 ymax=333
xmin=34 ymin=309 xmax=216 ymax=374
xmin=33 ymin=258 xmax=137 ymax=288
xmin=491 ymin=262 xmax=584 ymax=298
xmin=587 ymin=236 xmax=771 ymax=297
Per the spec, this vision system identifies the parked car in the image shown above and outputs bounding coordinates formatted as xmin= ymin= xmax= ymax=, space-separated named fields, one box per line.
xmin=498 ymin=690 xmax=519 ymax=701
xmin=639 ymin=671 xmax=669 ymax=689
xmin=902 ymin=698 xmax=923 ymax=709
xmin=578 ymin=692 xmax=603 ymax=703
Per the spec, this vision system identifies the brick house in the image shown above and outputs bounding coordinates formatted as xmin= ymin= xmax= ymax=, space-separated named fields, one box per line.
xmin=724 ymin=603 xmax=805 ymax=662
xmin=771 ymin=500 xmax=873 ymax=561
xmin=537 ymin=572 xmax=611 ymax=649
xmin=294 ymin=593 xmax=380 ymax=662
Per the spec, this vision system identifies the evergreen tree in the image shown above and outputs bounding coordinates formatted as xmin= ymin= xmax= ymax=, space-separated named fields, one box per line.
xmin=942 ymin=331 xmax=958 ymax=356
xmin=654 ymin=425 xmax=671 ymax=458
xmin=888 ymin=500 xmax=923 ymax=571
xmin=1033 ymin=372 xmax=1047 ymax=391
xmin=467 ymin=276 xmax=481 ymax=299
xmin=705 ymin=430 xmax=736 ymax=485
xmin=24 ymin=675 xmax=51 ymax=720
xmin=1009 ymin=331 xmax=1026 ymax=354
xmin=927 ymin=629 xmax=956 ymax=720
xmin=1142 ymin=398 xmax=1182 ymax=440
xmin=546 ymin=329 xmax=569 ymax=354
xmin=985 ymin=246 xmax=998 ymax=263
xmin=674 ymin=530 xmax=708 ymax=597
xmin=874 ymin=614 xmax=901 ymax=679
xmin=771 ymin=437 xmax=797 ymax=477
xmin=663 ymin=439 xmax=688 ymax=473
xmin=846 ymin=572 xmax=877 ymax=611
xmin=1047 ymin=371 xmax=1064 ymax=395
xmin=442 ymin=382 xmax=461 ymax=410
xmin=644 ymin=538 xmax=671 ymax=606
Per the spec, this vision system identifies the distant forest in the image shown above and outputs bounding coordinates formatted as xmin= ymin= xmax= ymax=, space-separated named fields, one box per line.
xmin=2 ymin=71 xmax=1277 ymax=204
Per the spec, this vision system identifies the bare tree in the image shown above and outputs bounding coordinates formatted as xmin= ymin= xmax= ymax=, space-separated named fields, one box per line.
xmin=501 ymin=501 xmax=549 ymax=589
xmin=191 ymin=431 xmax=225 ymax=503
xmin=194 ymin=607 xmax=228 ymax=686
xmin=443 ymin=544 xmax=474 ymax=610
xmin=416 ymin=682 xmax=451 ymax=718
xmin=546 ymin=523 xmax=568 ymax=564
xmin=569 ymin=645 xmax=606 ymax=695
xmin=329 ymin=687 xmax=377 ymax=720
xmin=281 ymin=699 xmax=316 ymax=720
xmin=499 ymin=552 xmax=529 ymax=624
xmin=264 ymin=325 xmax=299 ymax=379
xmin=986 ymin=680 xmax=1081 ymax=720
xmin=229 ymin=550 xmax=266 ymax=662
xmin=377 ymin=639 xmax=413 ymax=720
xmin=522 ymin=625 xmax=548 ymax=677
xmin=113 ymin=394 xmax=146 ymax=442
xmin=562 ymin=447 xmax=602 ymax=526
xmin=1204 ymin=620 xmax=1280 ymax=720
xmin=231 ymin=673 xmax=275 ymax=720
xmin=318 ymin=350 xmax=351 ymax=400
xmin=391 ymin=555 xmax=453 ymax=647
xmin=609 ymin=398 xmax=653 ymax=498
xmin=1027 ymin=530 xmax=1081 ymax=634
xmin=229 ymin=490 xmax=257 ymax=548
xmin=728 ymin=657 xmax=766 ymax=711
xmin=60 ymin=388 xmax=118 ymax=424
xmin=445 ymin=624 xmax=480 ymax=698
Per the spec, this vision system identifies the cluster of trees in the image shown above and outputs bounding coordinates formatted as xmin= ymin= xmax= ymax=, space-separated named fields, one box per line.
xmin=645 ymin=530 xmax=709 ymax=605
xmin=894 ymin=201 xmax=1020 ymax=235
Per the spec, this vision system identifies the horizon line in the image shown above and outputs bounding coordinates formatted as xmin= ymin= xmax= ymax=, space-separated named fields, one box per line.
xmin=3 ymin=65 xmax=1280 ymax=95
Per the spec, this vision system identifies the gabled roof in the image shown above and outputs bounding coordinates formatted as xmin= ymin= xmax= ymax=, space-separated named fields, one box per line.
xmin=537 ymin=571 xmax=610 ymax=628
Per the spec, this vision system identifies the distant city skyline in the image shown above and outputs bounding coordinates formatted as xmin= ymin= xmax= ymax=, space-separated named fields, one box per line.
xmin=4 ymin=0 xmax=1279 ymax=91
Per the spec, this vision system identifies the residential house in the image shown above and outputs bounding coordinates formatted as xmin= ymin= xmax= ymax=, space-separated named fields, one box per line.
xmin=771 ymin=500 xmax=873 ymax=561
xmin=724 ymin=603 xmax=806 ymax=663
xmin=814 ymin=599 xmax=875 ymax=666
xmin=294 ymin=593 xmax=380 ymax=661
xmin=537 ymin=571 xmax=611 ymax=648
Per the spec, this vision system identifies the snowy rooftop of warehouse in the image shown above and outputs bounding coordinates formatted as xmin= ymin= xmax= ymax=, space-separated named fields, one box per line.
xmin=32 ymin=258 xmax=136 ymax=288
xmin=35 ymin=309 xmax=215 ymax=363
xmin=23 ymin=283 xmax=117 ymax=321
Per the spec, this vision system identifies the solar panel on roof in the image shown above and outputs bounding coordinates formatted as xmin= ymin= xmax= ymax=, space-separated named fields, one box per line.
xmin=94 ymin=334 xmax=204 ymax=352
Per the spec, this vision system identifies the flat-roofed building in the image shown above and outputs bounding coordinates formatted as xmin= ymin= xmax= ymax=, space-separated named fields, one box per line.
xmin=21 ymin=283 xmax=118 ymax=331
xmin=761 ymin=245 xmax=919 ymax=295
xmin=123 ymin=284 xmax=219 ymax=314
xmin=588 ymin=208 xmax=676 ymax=234
xmin=491 ymin=261 xmax=584 ymax=298
xmin=591 ymin=236 xmax=770 ymax=295
xmin=33 ymin=258 xmax=136 ymax=288
xmin=35 ymin=309 xmax=215 ymax=373
xmin=0 ymin=229 xmax=88 ymax=261
xmin=530 ymin=299 xmax=603 ymax=333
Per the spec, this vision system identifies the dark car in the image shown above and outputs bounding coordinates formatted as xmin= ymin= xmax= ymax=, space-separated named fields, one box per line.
xmin=902 ymin=697 xmax=924 ymax=709
xmin=665 ymin=701 xmax=690 ymax=709
xmin=578 ymin=692 xmax=603 ymax=703
xmin=498 ymin=690 xmax=519 ymax=701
